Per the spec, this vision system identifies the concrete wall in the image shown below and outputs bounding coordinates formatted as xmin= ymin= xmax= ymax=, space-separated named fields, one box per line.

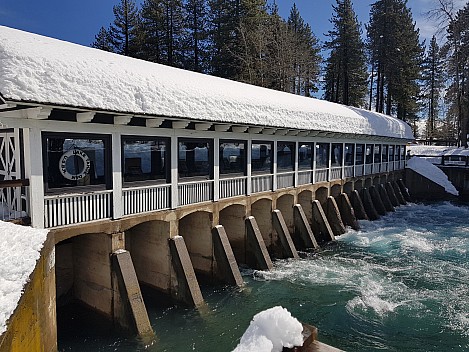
xmin=126 ymin=220 xmax=172 ymax=293
xmin=0 ymin=236 xmax=56 ymax=352
xmin=251 ymin=198 xmax=274 ymax=249
xmin=219 ymin=204 xmax=247 ymax=264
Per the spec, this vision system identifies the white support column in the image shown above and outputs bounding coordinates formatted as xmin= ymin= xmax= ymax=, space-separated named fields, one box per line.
xmin=111 ymin=132 xmax=123 ymax=220
xmin=247 ymin=139 xmax=252 ymax=195
xmin=23 ymin=127 xmax=44 ymax=228
xmin=328 ymin=143 xmax=332 ymax=182
xmin=312 ymin=142 xmax=317 ymax=184
xmin=272 ymin=140 xmax=278 ymax=191
xmin=341 ymin=142 xmax=345 ymax=179
xmin=213 ymin=137 xmax=220 ymax=202
xmin=294 ymin=141 xmax=299 ymax=187
xmin=171 ymin=135 xmax=179 ymax=209
xmin=353 ymin=143 xmax=357 ymax=177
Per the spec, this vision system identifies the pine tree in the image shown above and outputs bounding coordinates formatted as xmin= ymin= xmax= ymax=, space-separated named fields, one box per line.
xmin=422 ymin=36 xmax=445 ymax=142
xmin=110 ymin=0 xmax=141 ymax=56
xmin=184 ymin=0 xmax=209 ymax=72
xmin=140 ymin=0 xmax=164 ymax=63
xmin=367 ymin=0 xmax=423 ymax=122
xmin=92 ymin=26 xmax=115 ymax=52
xmin=324 ymin=0 xmax=368 ymax=107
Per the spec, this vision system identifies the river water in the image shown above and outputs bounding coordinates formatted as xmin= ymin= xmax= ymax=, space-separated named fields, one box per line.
xmin=59 ymin=201 xmax=469 ymax=352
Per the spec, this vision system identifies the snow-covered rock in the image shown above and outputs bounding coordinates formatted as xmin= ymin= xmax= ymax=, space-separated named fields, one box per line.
xmin=406 ymin=156 xmax=459 ymax=196
xmin=0 ymin=221 xmax=48 ymax=335
xmin=0 ymin=26 xmax=413 ymax=140
xmin=233 ymin=306 xmax=304 ymax=352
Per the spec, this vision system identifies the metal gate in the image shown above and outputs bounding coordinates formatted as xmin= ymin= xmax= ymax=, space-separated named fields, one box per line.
xmin=0 ymin=129 xmax=22 ymax=219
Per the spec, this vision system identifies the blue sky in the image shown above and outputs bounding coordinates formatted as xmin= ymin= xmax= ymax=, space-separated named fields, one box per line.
xmin=0 ymin=0 xmax=465 ymax=48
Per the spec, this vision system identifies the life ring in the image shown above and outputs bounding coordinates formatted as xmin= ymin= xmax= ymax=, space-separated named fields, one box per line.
xmin=59 ymin=149 xmax=91 ymax=181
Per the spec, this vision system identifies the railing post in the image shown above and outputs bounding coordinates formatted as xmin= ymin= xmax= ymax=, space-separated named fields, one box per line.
xmin=213 ymin=137 xmax=219 ymax=201
xmin=294 ymin=141 xmax=299 ymax=187
xmin=23 ymin=126 xmax=44 ymax=228
xmin=112 ymin=132 xmax=123 ymax=219
xmin=328 ymin=143 xmax=332 ymax=181
xmin=312 ymin=142 xmax=317 ymax=184
xmin=247 ymin=139 xmax=252 ymax=195
xmin=171 ymin=135 xmax=178 ymax=209
xmin=341 ymin=142 xmax=345 ymax=179
xmin=273 ymin=140 xmax=277 ymax=191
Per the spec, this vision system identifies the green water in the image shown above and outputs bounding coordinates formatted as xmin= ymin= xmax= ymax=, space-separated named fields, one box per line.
xmin=59 ymin=202 xmax=469 ymax=351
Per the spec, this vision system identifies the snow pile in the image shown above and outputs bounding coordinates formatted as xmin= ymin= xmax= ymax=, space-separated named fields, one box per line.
xmin=407 ymin=156 xmax=459 ymax=196
xmin=408 ymin=145 xmax=469 ymax=157
xmin=0 ymin=221 xmax=48 ymax=335
xmin=0 ymin=26 xmax=413 ymax=140
xmin=233 ymin=306 xmax=304 ymax=352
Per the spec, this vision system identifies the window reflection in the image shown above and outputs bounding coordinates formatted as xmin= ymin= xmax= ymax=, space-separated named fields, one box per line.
xmin=316 ymin=143 xmax=329 ymax=169
xmin=219 ymin=141 xmax=246 ymax=176
xmin=252 ymin=142 xmax=272 ymax=174
xmin=178 ymin=139 xmax=212 ymax=179
xmin=277 ymin=142 xmax=295 ymax=171
xmin=298 ymin=143 xmax=313 ymax=170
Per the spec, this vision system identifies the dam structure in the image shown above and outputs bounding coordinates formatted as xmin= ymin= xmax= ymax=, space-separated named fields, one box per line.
xmin=0 ymin=26 xmax=413 ymax=351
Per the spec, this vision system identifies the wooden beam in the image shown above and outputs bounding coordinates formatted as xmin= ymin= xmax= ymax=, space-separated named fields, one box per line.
xmin=215 ymin=124 xmax=230 ymax=132
xmin=114 ymin=115 xmax=133 ymax=125
xmin=287 ymin=130 xmax=299 ymax=136
xmin=145 ymin=118 xmax=164 ymax=128
xmin=262 ymin=128 xmax=276 ymax=135
xmin=248 ymin=127 xmax=263 ymax=134
xmin=276 ymin=129 xmax=288 ymax=136
xmin=76 ymin=111 xmax=95 ymax=123
xmin=195 ymin=123 xmax=212 ymax=131
xmin=172 ymin=121 xmax=189 ymax=129
xmin=0 ymin=179 xmax=30 ymax=188
xmin=297 ymin=131 xmax=309 ymax=137
xmin=232 ymin=126 xmax=248 ymax=133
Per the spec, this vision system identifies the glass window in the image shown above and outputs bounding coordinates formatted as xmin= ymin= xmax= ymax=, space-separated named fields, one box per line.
xmin=251 ymin=142 xmax=272 ymax=174
xmin=298 ymin=143 xmax=313 ymax=170
xmin=122 ymin=136 xmax=169 ymax=184
xmin=365 ymin=144 xmax=373 ymax=164
xmin=382 ymin=145 xmax=388 ymax=162
xmin=395 ymin=145 xmax=400 ymax=161
xmin=316 ymin=143 xmax=329 ymax=169
xmin=277 ymin=142 xmax=295 ymax=171
xmin=400 ymin=146 xmax=406 ymax=160
xmin=389 ymin=145 xmax=395 ymax=162
xmin=344 ymin=144 xmax=354 ymax=166
xmin=178 ymin=138 xmax=212 ymax=179
xmin=219 ymin=140 xmax=246 ymax=176
xmin=374 ymin=145 xmax=381 ymax=163
xmin=355 ymin=144 xmax=365 ymax=165
xmin=43 ymin=133 xmax=110 ymax=192
xmin=331 ymin=143 xmax=343 ymax=166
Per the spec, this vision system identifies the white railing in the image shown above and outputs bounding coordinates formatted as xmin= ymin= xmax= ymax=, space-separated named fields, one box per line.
xmin=298 ymin=170 xmax=312 ymax=185
xmin=381 ymin=162 xmax=388 ymax=172
xmin=344 ymin=165 xmax=354 ymax=178
xmin=364 ymin=164 xmax=373 ymax=175
xmin=123 ymin=184 xmax=170 ymax=216
xmin=388 ymin=162 xmax=394 ymax=171
xmin=315 ymin=168 xmax=328 ymax=183
xmin=219 ymin=176 xmax=247 ymax=199
xmin=395 ymin=161 xmax=401 ymax=170
xmin=251 ymin=174 xmax=273 ymax=193
xmin=400 ymin=160 xmax=406 ymax=169
xmin=330 ymin=166 xmax=342 ymax=180
xmin=277 ymin=171 xmax=295 ymax=189
xmin=178 ymin=179 xmax=213 ymax=206
xmin=0 ymin=186 xmax=25 ymax=221
xmin=373 ymin=163 xmax=381 ymax=174
xmin=44 ymin=190 xmax=112 ymax=228
xmin=355 ymin=165 xmax=364 ymax=176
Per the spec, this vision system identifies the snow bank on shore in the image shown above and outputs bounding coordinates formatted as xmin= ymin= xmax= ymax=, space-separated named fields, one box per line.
xmin=0 ymin=221 xmax=48 ymax=335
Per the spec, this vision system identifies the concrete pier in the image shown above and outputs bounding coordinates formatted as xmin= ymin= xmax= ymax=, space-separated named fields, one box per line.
xmin=378 ymin=184 xmax=394 ymax=212
xmin=293 ymin=204 xmax=319 ymax=250
xmin=351 ymin=190 xmax=368 ymax=220
xmin=273 ymin=209 xmax=300 ymax=258
xmin=338 ymin=193 xmax=359 ymax=231
xmin=245 ymin=216 xmax=273 ymax=270
xmin=311 ymin=200 xmax=335 ymax=243
xmin=212 ymin=225 xmax=244 ymax=286
xmin=392 ymin=181 xmax=407 ymax=205
xmin=369 ymin=186 xmax=386 ymax=216
xmin=385 ymin=182 xmax=400 ymax=207
xmin=326 ymin=196 xmax=346 ymax=236
xmin=362 ymin=188 xmax=380 ymax=221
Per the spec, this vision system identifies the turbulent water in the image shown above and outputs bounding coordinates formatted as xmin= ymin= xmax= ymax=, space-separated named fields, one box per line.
xmin=59 ymin=202 xmax=469 ymax=352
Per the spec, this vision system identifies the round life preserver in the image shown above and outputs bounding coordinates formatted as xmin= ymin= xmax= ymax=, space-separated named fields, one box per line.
xmin=59 ymin=149 xmax=91 ymax=181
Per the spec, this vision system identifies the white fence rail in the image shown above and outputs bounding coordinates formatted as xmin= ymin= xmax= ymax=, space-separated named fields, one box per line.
xmin=344 ymin=165 xmax=354 ymax=178
xmin=178 ymin=180 xmax=213 ymax=206
xmin=355 ymin=165 xmax=364 ymax=177
xmin=251 ymin=174 xmax=273 ymax=193
xmin=315 ymin=168 xmax=328 ymax=183
xmin=277 ymin=172 xmax=295 ymax=189
xmin=44 ymin=190 xmax=112 ymax=228
xmin=381 ymin=162 xmax=388 ymax=172
xmin=364 ymin=164 xmax=373 ymax=175
xmin=298 ymin=170 xmax=312 ymax=185
xmin=330 ymin=167 xmax=342 ymax=180
xmin=123 ymin=184 xmax=170 ymax=216
xmin=0 ymin=185 xmax=24 ymax=221
xmin=219 ymin=176 xmax=247 ymax=199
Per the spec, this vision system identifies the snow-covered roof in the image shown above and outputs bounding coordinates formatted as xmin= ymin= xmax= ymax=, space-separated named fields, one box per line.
xmin=0 ymin=26 xmax=413 ymax=140
xmin=0 ymin=221 xmax=48 ymax=335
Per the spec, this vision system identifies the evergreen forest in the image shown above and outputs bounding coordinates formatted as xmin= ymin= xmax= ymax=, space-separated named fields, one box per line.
xmin=92 ymin=0 xmax=469 ymax=147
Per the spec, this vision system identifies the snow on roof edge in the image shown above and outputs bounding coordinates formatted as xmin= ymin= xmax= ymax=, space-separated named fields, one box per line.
xmin=0 ymin=26 xmax=414 ymax=140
